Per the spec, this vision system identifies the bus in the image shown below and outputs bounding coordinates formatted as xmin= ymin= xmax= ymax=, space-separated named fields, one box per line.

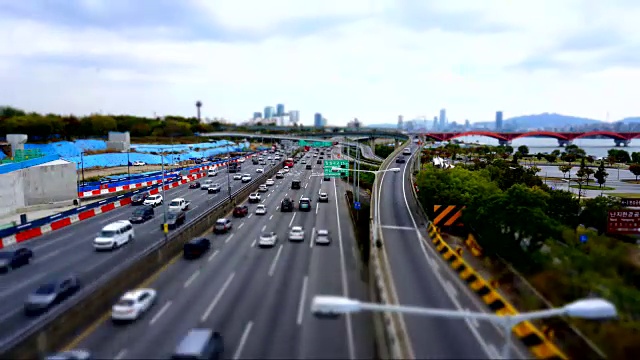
xmin=284 ymin=158 xmax=294 ymax=167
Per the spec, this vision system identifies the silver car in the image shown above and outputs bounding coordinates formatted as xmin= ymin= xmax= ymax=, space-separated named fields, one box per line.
xmin=25 ymin=275 xmax=81 ymax=315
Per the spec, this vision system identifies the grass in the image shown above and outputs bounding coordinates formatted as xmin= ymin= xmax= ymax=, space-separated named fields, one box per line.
xmin=608 ymin=193 xmax=640 ymax=198
xmin=620 ymin=179 xmax=640 ymax=184
xmin=569 ymin=184 xmax=615 ymax=190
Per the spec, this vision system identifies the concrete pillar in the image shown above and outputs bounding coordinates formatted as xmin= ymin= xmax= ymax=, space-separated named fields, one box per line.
xmin=7 ymin=134 xmax=28 ymax=157
xmin=557 ymin=139 xmax=573 ymax=147
xmin=498 ymin=139 xmax=511 ymax=146
xmin=614 ymin=139 xmax=630 ymax=147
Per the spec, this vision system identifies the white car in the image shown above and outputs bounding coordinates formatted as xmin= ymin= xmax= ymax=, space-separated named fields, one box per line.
xmin=202 ymin=179 xmax=214 ymax=190
xmin=249 ymin=193 xmax=261 ymax=203
xmin=289 ymin=226 xmax=304 ymax=242
xmin=284 ymin=165 xmax=289 ymax=170
xmin=255 ymin=204 xmax=267 ymax=215
xmin=111 ymin=288 xmax=157 ymax=322
xmin=208 ymin=169 xmax=218 ymax=177
xmin=266 ymin=179 xmax=275 ymax=186
xmin=319 ymin=192 xmax=329 ymax=202
xmin=258 ymin=232 xmax=278 ymax=247
xmin=282 ymin=168 xmax=289 ymax=173
xmin=133 ymin=161 xmax=145 ymax=166
xmin=258 ymin=184 xmax=268 ymax=192
xmin=256 ymin=168 xmax=264 ymax=173
xmin=94 ymin=221 xmax=134 ymax=250
xmin=233 ymin=174 xmax=242 ymax=180
xmin=238 ymin=157 xmax=246 ymax=163
xmin=241 ymin=174 xmax=252 ymax=183
xmin=315 ymin=229 xmax=331 ymax=245
xmin=143 ymin=194 xmax=163 ymax=207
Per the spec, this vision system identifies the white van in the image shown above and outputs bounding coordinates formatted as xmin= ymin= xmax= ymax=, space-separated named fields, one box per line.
xmin=208 ymin=168 xmax=218 ymax=177
xmin=94 ymin=220 xmax=134 ymax=251
xmin=402 ymin=148 xmax=411 ymax=155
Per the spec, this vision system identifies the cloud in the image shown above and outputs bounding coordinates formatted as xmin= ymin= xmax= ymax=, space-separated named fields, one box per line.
xmin=0 ymin=0 xmax=639 ymax=124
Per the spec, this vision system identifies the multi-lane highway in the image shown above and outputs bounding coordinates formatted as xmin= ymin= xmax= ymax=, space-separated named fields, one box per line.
xmin=59 ymin=150 xmax=373 ymax=359
xmin=0 ymin=160 xmax=275 ymax=342
xmin=377 ymin=145 xmax=530 ymax=359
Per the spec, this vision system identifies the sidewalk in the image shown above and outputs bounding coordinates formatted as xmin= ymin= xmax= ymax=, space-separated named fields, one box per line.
xmin=0 ymin=197 xmax=105 ymax=229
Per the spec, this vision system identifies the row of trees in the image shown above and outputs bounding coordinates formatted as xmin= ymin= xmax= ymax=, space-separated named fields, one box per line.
xmin=415 ymin=156 xmax=639 ymax=357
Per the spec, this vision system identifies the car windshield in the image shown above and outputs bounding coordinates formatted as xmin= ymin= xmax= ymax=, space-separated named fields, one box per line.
xmin=169 ymin=200 xmax=180 ymax=206
xmin=147 ymin=196 xmax=158 ymax=200
xmin=132 ymin=208 xmax=146 ymax=216
xmin=262 ymin=232 xmax=274 ymax=238
xmin=257 ymin=205 xmax=265 ymax=209
xmin=0 ymin=252 xmax=14 ymax=259
xmin=167 ymin=213 xmax=178 ymax=220
xmin=116 ymin=299 xmax=135 ymax=307
xmin=291 ymin=227 xmax=302 ymax=233
xmin=132 ymin=194 xmax=143 ymax=200
xmin=99 ymin=230 xmax=117 ymax=237
xmin=35 ymin=283 xmax=56 ymax=295
xmin=216 ymin=219 xmax=227 ymax=225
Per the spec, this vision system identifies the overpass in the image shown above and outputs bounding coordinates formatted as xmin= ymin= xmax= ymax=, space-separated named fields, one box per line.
xmin=422 ymin=130 xmax=640 ymax=147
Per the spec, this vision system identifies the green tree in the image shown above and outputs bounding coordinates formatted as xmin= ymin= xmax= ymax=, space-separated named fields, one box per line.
xmin=579 ymin=196 xmax=622 ymax=233
xmin=608 ymin=149 xmax=631 ymax=163
xmin=517 ymin=145 xmax=529 ymax=156
xmin=559 ymin=164 xmax=572 ymax=178
xmin=545 ymin=190 xmax=581 ymax=228
xmin=594 ymin=160 xmax=609 ymax=188
xmin=629 ymin=164 xmax=640 ymax=181
xmin=565 ymin=144 xmax=586 ymax=157
xmin=504 ymin=145 xmax=514 ymax=155
xmin=576 ymin=157 xmax=594 ymax=185
xmin=543 ymin=154 xmax=557 ymax=163
xmin=631 ymin=152 xmax=640 ymax=164
xmin=560 ymin=153 xmax=577 ymax=164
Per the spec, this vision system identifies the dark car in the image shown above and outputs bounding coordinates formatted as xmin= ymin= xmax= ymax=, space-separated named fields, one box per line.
xmin=324 ymin=176 xmax=331 ymax=181
xmin=316 ymin=159 xmax=322 ymax=164
xmin=306 ymin=164 xmax=312 ymax=170
xmin=24 ymin=275 xmax=81 ymax=316
xmin=183 ymin=238 xmax=211 ymax=259
xmin=299 ymin=198 xmax=312 ymax=212
xmin=291 ymin=180 xmax=301 ymax=189
xmin=0 ymin=247 xmax=34 ymax=273
xmin=396 ymin=156 xmax=406 ymax=163
xmin=129 ymin=206 xmax=154 ymax=224
xmin=173 ymin=329 xmax=224 ymax=360
xmin=130 ymin=192 xmax=150 ymax=205
xmin=233 ymin=205 xmax=248 ymax=218
xmin=189 ymin=181 xmax=201 ymax=189
xmin=208 ymin=183 xmax=222 ymax=194
xmin=163 ymin=210 xmax=186 ymax=230
xmin=281 ymin=198 xmax=294 ymax=212
xmin=214 ymin=218 xmax=232 ymax=234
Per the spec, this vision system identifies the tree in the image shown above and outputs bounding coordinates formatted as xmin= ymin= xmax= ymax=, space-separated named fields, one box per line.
xmin=576 ymin=157 xmax=594 ymax=185
xmin=579 ymin=196 xmax=622 ymax=233
xmin=561 ymin=153 xmax=577 ymax=164
xmin=559 ymin=164 xmax=572 ymax=178
xmin=504 ymin=145 xmax=514 ymax=155
xmin=544 ymin=154 xmax=557 ymax=163
xmin=629 ymin=164 xmax=640 ymax=181
xmin=594 ymin=160 xmax=609 ymax=188
xmin=632 ymin=152 xmax=640 ymax=164
xmin=565 ymin=144 xmax=586 ymax=158
xmin=608 ymin=149 xmax=630 ymax=164
xmin=517 ymin=145 xmax=529 ymax=156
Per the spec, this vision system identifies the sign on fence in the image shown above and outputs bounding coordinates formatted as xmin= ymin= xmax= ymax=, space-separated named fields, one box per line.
xmin=620 ymin=198 xmax=640 ymax=207
xmin=607 ymin=210 xmax=640 ymax=234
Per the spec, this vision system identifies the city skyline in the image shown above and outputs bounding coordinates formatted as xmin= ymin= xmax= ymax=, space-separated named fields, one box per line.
xmin=0 ymin=1 xmax=638 ymax=124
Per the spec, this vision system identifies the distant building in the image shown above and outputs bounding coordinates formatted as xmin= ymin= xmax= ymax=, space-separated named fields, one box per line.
xmin=495 ymin=111 xmax=503 ymax=130
xmin=276 ymin=104 xmax=285 ymax=117
xmin=439 ymin=109 xmax=446 ymax=129
xmin=465 ymin=119 xmax=470 ymax=129
xmin=264 ymin=106 xmax=275 ymax=119
xmin=314 ymin=113 xmax=323 ymax=128
xmin=253 ymin=112 xmax=262 ymax=119
xmin=321 ymin=117 xmax=327 ymax=127
xmin=433 ymin=116 xmax=438 ymax=130
xmin=347 ymin=118 xmax=361 ymax=128
xmin=289 ymin=110 xmax=300 ymax=124
xmin=398 ymin=115 xmax=404 ymax=130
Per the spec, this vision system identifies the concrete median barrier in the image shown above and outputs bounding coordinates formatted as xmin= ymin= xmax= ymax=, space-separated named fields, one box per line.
xmin=0 ymin=163 xmax=283 ymax=360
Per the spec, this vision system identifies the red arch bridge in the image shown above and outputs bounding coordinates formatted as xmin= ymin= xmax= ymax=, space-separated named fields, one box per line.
xmin=421 ymin=131 xmax=640 ymax=147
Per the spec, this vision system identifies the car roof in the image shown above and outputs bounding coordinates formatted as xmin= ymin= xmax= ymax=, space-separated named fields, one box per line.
xmin=300 ymin=197 xmax=310 ymax=201
xmin=318 ymin=229 xmax=329 ymax=235
xmin=122 ymin=288 xmax=153 ymax=300
xmin=171 ymin=198 xmax=185 ymax=202
xmin=291 ymin=226 xmax=303 ymax=231
xmin=216 ymin=218 xmax=229 ymax=223
xmin=188 ymin=237 xmax=209 ymax=244
xmin=102 ymin=220 xmax=131 ymax=230
xmin=174 ymin=328 xmax=214 ymax=355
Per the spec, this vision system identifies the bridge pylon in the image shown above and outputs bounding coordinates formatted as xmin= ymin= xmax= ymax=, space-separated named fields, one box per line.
xmin=557 ymin=139 xmax=572 ymax=147
xmin=614 ymin=139 xmax=630 ymax=147
xmin=498 ymin=139 xmax=511 ymax=146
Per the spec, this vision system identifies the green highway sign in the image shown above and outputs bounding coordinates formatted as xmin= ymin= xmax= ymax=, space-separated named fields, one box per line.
xmin=298 ymin=140 xmax=333 ymax=148
xmin=323 ymin=159 xmax=349 ymax=177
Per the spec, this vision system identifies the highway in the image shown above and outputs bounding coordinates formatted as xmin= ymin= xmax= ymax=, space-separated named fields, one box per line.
xmin=0 ymin=160 xmax=273 ymax=342
xmin=63 ymin=151 xmax=374 ymax=359
xmin=377 ymin=145 xmax=530 ymax=359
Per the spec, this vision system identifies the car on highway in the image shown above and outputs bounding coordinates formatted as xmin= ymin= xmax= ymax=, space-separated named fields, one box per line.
xmin=241 ymin=174 xmax=252 ymax=182
xmin=291 ymin=179 xmax=301 ymax=189
xmin=94 ymin=220 xmax=134 ymax=251
xmin=233 ymin=174 xmax=242 ymax=180
xmin=318 ymin=192 xmax=329 ymax=202
xmin=164 ymin=210 xmax=186 ymax=230
xmin=258 ymin=184 xmax=268 ymax=192
xmin=317 ymin=159 xmax=322 ymax=164
xmin=44 ymin=349 xmax=92 ymax=360
xmin=143 ymin=194 xmax=163 ymax=207
xmin=396 ymin=156 xmax=406 ymax=163
xmin=133 ymin=161 xmax=146 ymax=166
xmin=130 ymin=191 xmax=150 ymax=205
xmin=208 ymin=183 xmax=221 ymax=194
xmin=299 ymin=197 xmax=312 ymax=212
xmin=258 ymin=231 xmax=278 ymax=247
xmin=281 ymin=197 xmax=294 ymax=212
xmin=266 ymin=178 xmax=275 ymax=186
xmin=173 ymin=329 xmax=224 ymax=360
xmin=301 ymin=159 xmax=306 ymax=164
xmin=214 ymin=218 xmax=232 ymax=234
xmin=24 ymin=274 xmax=81 ymax=316
xmin=233 ymin=205 xmax=249 ymax=217
xmin=202 ymin=179 xmax=215 ymax=190
xmin=183 ymin=238 xmax=211 ymax=259
xmin=249 ymin=193 xmax=261 ymax=203
xmin=306 ymin=164 xmax=312 ymax=170
xmin=189 ymin=181 xmax=201 ymax=189
xmin=315 ymin=229 xmax=331 ymax=245
xmin=282 ymin=168 xmax=289 ymax=173
xmin=169 ymin=198 xmax=190 ymax=211
xmin=0 ymin=247 xmax=34 ymax=274
xmin=255 ymin=204 xmax=267 ymax=215
xmin=275 ymin=171 xmax=284 ymax=179
xmin=256 ymin=168 xmax=264 ymax=173
xmin=289 ymin=226 xmax=305 ymax=242
xmin=403 ymin=147 xmax=411 ymax=155
xmin=208 ymin=168 xmax=218 ymax=177
xmin=324 ymin=175 xmax=331 ymax=181
xmin=238 ymin=157 xmax=245 ymax=163
xmin=129 ymin=206 xmax=154 ymax=224
xmin=111 ymin=288 xmax=157 ymax=323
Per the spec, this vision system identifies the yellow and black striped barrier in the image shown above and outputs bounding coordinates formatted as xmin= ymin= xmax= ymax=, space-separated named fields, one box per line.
xmin=433 ymin=205 xmax=465 ymax=227
xmin=427 ymin=222 xmax=568 ymax=360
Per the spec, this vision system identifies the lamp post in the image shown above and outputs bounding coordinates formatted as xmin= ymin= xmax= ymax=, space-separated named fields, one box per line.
xmin=80 ymin=151 xmax=85 ymax=185
xmin=311 ymin=296 xmax=617 ymax=359
xmin=160 ymin=152 xmax=168 ymax=237
xmin=226 ymin=141 xmax=232 ymax=201
xmin=127 ymin=149 xmax=131 ymax=181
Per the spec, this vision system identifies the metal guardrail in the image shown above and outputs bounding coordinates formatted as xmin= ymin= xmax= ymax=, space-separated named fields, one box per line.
xmin=0 ymin=161 xmax=284 ymax=358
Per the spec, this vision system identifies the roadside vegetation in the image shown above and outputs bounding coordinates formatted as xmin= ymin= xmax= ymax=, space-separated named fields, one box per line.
xmin=416 ymin=144 xmax=640 ymax=358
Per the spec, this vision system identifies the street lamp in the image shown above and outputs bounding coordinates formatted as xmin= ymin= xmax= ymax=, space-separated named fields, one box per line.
xmin=311 ymin=296 xmax=617 ymax=359
xmin=160 ymin=152 xmax=168 ymax=236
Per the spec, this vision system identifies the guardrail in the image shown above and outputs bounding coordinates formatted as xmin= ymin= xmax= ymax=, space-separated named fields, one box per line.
xmin=369 ymin=140 xmax=413 ymax=359
xmin=0 ymin=162 xmax=284 ymax=359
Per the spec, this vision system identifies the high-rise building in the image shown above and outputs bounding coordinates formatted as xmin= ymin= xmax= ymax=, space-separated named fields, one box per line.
xmin=465 ymin=119 xmax=470 ymax=129
xmin=398 ymin=115 xmax=404 ymax=130
xmin=253 ymin=112 xmax=262 ymax=119
xmin=289 ymin=110 xmax=300 ymax=124
xmin=432 ymin=118 xmax=438 ymax=130
xmin=276 ymin=104 xmax=285 ymax=117
xmin=495 ymin=111 xmax=503 ymax=130
xmin=439 ymin=109 xmax=446 ymax=129
xmin=314 ymin=113 xmax=323 ymax=128
xmin=264 ymin=106 xmax=275 ymax=119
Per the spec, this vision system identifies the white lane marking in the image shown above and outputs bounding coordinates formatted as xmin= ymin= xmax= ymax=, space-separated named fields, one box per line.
xmin=201 ymin=272 xmax=235 ymax=321
xmin=310 ymin=227 xmax=315 ymax=248
xmin=225 ymin=234 xmax=234 ymax=243
xmin=34 ymin=249 xmax=61 ymax=263
xmin=208 ymin=250 xmax=219 ymax=262
xmin=114 ymin=349 xmax=127 ymax=360
xmin=251 ymin=239 xmax=256 ymax=247
xmin=247 ymin=214 xmax=252 ymax=219
xmin=30 ymin=232 xmax=76 ymax=252
xmin=315 ymin=203 xmax=319 ymax=214
xmin=296 ymin=276 xmax=309 ymax=325
xmin=268 ymin=244 xmax=284 ymax=277
xmin=233 ymin=321 xmax=254 ymax=360
xmin=276 ymin=206 xmax=279 ymax=210
xmin=304 ymin=183 xmax=308 ymax=189
xmin=444 ymin=280 xmax=458 ymax=299
xmin=332 ymin=178 xmax=356 ymax=360
xmin=149 ymin=301 xmax=172 ymax=326
xmin=261 ymin=225 xmax=266 ymax=232
xmin=288 ymin=213 xmax=296 ymax=227
xmin=269 ymin=215 xmax=273 ymax=220
xmin=238 ymin=222 xmax=244 ymax=229
xmin=380 ymin=225 xmax=416 ymax=230
xmin=184 ymin=270 xmax=200 ymax=288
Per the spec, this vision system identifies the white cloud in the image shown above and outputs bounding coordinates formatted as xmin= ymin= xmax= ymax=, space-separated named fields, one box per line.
xmin=0 ymin=0 xmax=639 ymax=125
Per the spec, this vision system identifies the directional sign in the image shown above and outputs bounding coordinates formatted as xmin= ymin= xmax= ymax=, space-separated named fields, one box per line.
xmin=323 ymin=159 xmax=349 ymax=178
xmin=621 ymin=198 xmax=640 ymax=207
xmin=299 ymin=140 xmax=333 ymax=148
xmin=607 ymin=210 xmax=640 ymax=234
xmin=354 ymin=201 xmax=361 ymax=210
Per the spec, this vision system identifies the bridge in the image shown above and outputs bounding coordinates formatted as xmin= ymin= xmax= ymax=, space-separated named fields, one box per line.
xmin=422 ymin=130 xmax=640 ymax=146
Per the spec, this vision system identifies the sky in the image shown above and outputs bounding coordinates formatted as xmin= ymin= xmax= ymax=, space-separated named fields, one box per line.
xmin=0 ymin=0 xmax=639 ymax=125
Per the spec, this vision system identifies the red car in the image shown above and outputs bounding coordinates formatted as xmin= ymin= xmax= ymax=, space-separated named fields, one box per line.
xmin=233 ymin=205 xmax=248 ymax=218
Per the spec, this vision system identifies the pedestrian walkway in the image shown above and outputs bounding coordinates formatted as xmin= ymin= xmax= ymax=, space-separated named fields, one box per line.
xmin=0 ymin=197 xmax=104 ymax=229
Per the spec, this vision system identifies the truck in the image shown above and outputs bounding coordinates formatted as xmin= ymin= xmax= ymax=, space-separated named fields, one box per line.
xmin=168 ymin=198 xmax=190 ymax=211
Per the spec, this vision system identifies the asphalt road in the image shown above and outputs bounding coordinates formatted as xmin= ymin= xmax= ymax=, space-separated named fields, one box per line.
xmin=0 ymin=160 xmax=275 ymax=342
xmin=66 ymin=151 xmax=374 ymax=359
xmin=377 ymin=145 xmax=530 ymax=359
